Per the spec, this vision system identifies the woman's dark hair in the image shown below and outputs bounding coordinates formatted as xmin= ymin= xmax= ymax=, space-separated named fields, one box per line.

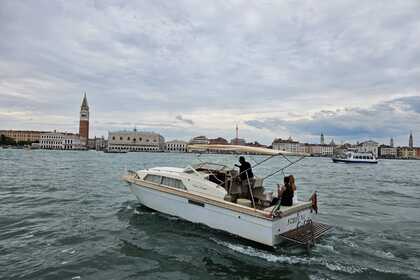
xmin=283 ymin=176 xmax=293 ymax=192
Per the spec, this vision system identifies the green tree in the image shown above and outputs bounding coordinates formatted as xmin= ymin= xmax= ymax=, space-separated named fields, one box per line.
xmin=0 ymin=135 xmax=16 ymax=145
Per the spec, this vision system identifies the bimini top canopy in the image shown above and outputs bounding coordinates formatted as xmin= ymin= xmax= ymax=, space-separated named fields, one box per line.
xmin=188 ymin=144 xmax=310 ymax=157
xmin=191 ymin=162 xmax=232 ymax=172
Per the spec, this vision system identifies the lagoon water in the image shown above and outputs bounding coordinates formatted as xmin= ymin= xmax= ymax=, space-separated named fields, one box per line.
xmin=1 ymin=149 xmax=419 ymax=280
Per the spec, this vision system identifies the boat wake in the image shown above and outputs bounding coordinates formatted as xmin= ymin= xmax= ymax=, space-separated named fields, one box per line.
xmin=211 ymin=238 xmax=368 ymax=274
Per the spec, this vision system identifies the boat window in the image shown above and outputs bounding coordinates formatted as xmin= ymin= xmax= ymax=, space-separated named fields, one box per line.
xmin=161 ymin=176 xmax=186 ymax=190
xmin=144 ymin=174 xmax=162 ymax=184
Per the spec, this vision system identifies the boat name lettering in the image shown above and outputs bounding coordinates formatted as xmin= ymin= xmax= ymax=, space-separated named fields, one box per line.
xmin=288 ymin=213 xmax=309 ymax=225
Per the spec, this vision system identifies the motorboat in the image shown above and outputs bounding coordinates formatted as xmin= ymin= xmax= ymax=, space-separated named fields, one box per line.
xmin=123 ymin=145 xmax=331 ymax=248
xmin=332 ymin=151 xmax=378 ymax=164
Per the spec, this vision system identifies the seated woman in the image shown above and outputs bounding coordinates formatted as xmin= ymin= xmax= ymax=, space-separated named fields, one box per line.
xmin=271 ymin=175 xmax=294 ymax=206
xmin=289 ymin=175 xmax=298 ymax=204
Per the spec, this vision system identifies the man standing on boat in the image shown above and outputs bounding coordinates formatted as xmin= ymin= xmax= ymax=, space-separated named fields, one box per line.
xmin=235 ymin=156 xmax=254 ymax=199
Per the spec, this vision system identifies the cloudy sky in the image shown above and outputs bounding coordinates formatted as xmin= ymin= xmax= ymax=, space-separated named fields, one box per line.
xmin=1 ymin=0 xmax=419 ymax=146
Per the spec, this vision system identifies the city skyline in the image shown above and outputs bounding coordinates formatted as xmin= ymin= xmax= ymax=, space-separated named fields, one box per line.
xmin=1 ymin=1 xmax=420 ymax=145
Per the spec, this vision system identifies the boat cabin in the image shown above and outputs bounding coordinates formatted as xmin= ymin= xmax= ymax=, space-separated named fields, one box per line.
xmin=186 ymin=163 xmax=266 ymax=201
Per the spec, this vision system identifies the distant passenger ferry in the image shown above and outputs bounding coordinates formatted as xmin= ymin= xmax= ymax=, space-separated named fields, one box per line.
xmin=332 ymin=151 xmax=378 ymax=164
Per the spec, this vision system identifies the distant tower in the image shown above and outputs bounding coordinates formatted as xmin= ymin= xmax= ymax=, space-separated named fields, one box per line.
xmin=79 ymin=93 xmax=89 ymax=146
xmin=409 ymin=131 xmax=413 ymax=148
xmin=320 ymin=133 xmax=325 ymax=145
xmin=390 ymin=137 xmax=394 ymax=147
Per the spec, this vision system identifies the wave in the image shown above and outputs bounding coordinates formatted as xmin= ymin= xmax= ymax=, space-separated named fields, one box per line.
xmin=374 ymin=190 xmax=415 ymax=199
xmin=211 ymin=238 xmax=368 ymax=274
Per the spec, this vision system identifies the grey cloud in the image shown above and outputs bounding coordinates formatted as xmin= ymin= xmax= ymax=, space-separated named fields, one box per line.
xmin=0 ymin=1 xmax=420 ymax=141
xmin=246 ymin=96 xmax=420 ymax=141
xmin=385 ymin=96 xmax=420 ymax=114
xmin=175 ymin=115 xmax=194 ymax=125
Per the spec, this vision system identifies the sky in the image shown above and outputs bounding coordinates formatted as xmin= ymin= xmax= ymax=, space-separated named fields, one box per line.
xmin=1 ymin=0 xmax=420 ymax=146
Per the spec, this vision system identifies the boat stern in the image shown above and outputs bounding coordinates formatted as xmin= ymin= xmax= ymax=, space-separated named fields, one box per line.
xmin=270 ymin=202 xmax=331 ymax=248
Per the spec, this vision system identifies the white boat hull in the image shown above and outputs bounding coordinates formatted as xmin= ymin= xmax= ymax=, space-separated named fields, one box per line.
xmin=128 ymin=182 xmax=314 ymax=247
xmin=332 ymin=158 xmax=378 ymax=164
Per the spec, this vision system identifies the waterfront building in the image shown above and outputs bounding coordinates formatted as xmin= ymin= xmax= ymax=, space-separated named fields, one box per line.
xmin=0 ymin=130 xmax=48 ymax=143
xmin=79 ymin=93 xmax=89 ymax=147
xmin=230 ymin=124 xmax=246 ymax=145
xmin=87 ymin=138 xmax=96 ymax=150
xmin=272 ymin=137 xmax=305 ymax=154
xmin=94 ymin=137 xmax=107 ymax=151
xmin=230 ymin=137 xmax=246 ymax=145
xmin=209 ymin=137 xmax=229 ymax=145
xmin=357 ymin=140 xmax=379 ymax=157
xmin=107 ymin=129 xmax=164 ymax=152
xmin=40 ymin=131 xmax=82 ymax=150
xmin=189 ymin=136 xmax=209 ymax=145
xmin=87 ymin=137 xmax=107 ymax=151
xmin=378 ymin=145 xmax=397 ymax=159
xmin=304 ymin=144 xmax=334 ymax=156
xmin=409 ymin=131 xmax=413 ymax=148
xmin=165 ymin=140 xmax=188 ymax=152
xmin=398 ymin=147 xmax=416 ymax=159
xmin=333 ymin=143 xmax=355 ymax=155
xmin=416 ymin=148 xmax=420 ymax=159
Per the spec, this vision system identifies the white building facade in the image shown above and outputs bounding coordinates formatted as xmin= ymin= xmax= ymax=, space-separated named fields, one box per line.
xmin=272 ymin=138 xmax=305 ymax=154
xmin=305 ymin=144 xmax=334 ymax=156
xmin=40 ymin=132 xmax=82 ymax=150
xmin=357 ymin=140 xmax=379 ymax=157
xmin=378 ymin=146 xmax=397 ymax=158
xmin=165 ymin=140 xmax=188 ymax=152
xmin=107 ymin=130 xmax=165 ymax=152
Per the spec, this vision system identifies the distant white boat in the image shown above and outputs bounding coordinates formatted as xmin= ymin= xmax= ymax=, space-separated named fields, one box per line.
xmin=123 ymin=145 xmax=331 ymax=248
xmin=332 ymin=151 xmax=378 ymax=164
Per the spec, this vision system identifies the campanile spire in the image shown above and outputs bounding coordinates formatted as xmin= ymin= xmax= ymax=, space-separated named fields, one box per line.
xmin=79 ymin=93 xmax=89 ymax=146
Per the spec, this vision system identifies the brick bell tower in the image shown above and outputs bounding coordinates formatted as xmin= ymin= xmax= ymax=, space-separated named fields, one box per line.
xmin=79 ymin=93 xmax=89 ymax=146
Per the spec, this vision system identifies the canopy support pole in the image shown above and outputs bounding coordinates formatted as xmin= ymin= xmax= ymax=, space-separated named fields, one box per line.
xmin=246 ymin=172 xmax=256 ymax=210
xmin=262 ymin=156 xmax=305 ymax=180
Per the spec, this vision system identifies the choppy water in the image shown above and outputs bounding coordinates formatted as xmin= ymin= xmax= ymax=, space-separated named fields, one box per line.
xmin=1 ymin=149 xmax=419 ymax=280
